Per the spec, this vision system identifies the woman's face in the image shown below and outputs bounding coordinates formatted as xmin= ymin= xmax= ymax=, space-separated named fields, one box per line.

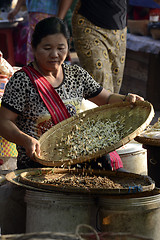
xmin=33 ymin=33 xmax=68 ymax=74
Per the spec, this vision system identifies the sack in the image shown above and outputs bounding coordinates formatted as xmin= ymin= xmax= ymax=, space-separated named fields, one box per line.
xmin=0 ymin=51 xmax=14 ymax=78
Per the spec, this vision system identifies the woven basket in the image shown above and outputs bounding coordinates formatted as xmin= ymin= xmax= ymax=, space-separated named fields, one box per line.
xmin=80 ymin=232 xmax=153 ymax=240
xmin=77 ymin=224 xmax=153 ymax=240
xmin=0 ymin=232 xmax=78 ymax=240
xmin=0 ymin=230 xmax=153 ymax=240
xmin=1 ymin=225 xmax=153 ymax=240
xmin=135 ymin=135 xmax=160 ymax=146
xmin=17 ymin=167 xmax=155 ymax=195
xmin=34 ymin=101 xmax=154 ymax=167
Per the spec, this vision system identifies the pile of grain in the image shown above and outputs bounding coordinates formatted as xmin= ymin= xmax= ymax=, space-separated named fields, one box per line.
xmin=26 ymin=171 xmax=149 ymax=190
xmin=56 ymin=117 xmax=132 ymax=159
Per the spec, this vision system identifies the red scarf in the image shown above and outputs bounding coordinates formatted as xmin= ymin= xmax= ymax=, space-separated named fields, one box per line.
xmin=22 ymin=65 xmax=70 ymax=125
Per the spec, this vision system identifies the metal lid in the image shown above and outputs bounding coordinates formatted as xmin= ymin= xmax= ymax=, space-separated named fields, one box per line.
xmin=116 ymin=141 xmax=144 ymax=155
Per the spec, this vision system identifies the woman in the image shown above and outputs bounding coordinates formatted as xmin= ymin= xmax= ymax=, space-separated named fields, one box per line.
xmin=0 ymin=17 xmax=145 ymax=234
xmin=0 ymin=17 xmax=144 ymax=171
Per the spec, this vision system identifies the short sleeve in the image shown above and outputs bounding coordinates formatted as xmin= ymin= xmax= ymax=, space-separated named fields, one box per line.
xmin=2 ymin=71 xmax=31 ymax=113
xmin=76 ymin=65 xmax=103 ymax=99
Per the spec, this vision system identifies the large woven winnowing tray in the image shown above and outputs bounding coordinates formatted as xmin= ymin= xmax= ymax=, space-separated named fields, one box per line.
xmin=34 ymin=101 xmax=154 ymax=167
xmin=18 ymin=168 xmax=155 ymax=195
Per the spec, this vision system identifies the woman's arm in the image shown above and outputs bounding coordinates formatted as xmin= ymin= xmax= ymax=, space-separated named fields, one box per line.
xmin=0 ymin=106 xmax=40 ymax=159
xmin=88 ymin=89 xmax=144 ymax=106
xmin=7 ymin=0 xmax=25 ymax=21
xmin=57 ymin=0 xmax=74 ymax=19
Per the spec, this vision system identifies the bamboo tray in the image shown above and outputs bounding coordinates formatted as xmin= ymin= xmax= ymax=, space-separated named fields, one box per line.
xmin=135 ymin=118 xmax=160 ymax=146
xmin=34 ymin=101 xmax=154 ymax=167
xmin=0 ymin=230 xmax=153 ymax=240
xmin=0 ymin=232 xmax=78 ymax=240
xmin=16 ymin=168 xmax=155 ymax=195
xmin=135 ymin=134 xmax=160 ymax=146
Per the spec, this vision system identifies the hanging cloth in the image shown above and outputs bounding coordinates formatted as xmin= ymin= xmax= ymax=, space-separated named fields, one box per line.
xmin=22 ymin=65 xmax=71 ymax=125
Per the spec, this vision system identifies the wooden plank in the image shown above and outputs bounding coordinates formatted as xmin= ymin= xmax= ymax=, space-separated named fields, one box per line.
xmin=121 ymin=49 xmax=148 ymax=98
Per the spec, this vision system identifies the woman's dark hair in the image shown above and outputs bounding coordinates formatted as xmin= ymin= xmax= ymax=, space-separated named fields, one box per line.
xmin=31 ymin=17 xmax=70 ymax=49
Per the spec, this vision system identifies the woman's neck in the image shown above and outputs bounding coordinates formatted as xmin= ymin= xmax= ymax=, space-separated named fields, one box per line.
xmin=33 ymin=61 xmax=64 ymax=88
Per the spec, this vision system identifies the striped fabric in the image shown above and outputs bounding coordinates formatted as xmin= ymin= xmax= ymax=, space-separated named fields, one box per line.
xmin=22 ymin=66 xmax=70 ymax=125
xmin=110 ymin=151 xmax=123 ymax=171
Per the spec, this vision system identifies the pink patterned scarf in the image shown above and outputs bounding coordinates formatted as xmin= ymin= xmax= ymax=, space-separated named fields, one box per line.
xmin=22 ymin=65 xmax=70 ymax=125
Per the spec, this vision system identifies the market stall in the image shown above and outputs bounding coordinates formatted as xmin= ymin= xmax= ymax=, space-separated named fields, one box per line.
xmin=121 ymin=33 xmax=160 ymax=111
xmin=122 ymin=0 xmax=160 ymax=110
xmin=135 ymin=118 xmax=160 ymax=187
xmin=0 ymin=2 xmax=160 ymax=238
xmin=0 ymin=0 xmax=28 ymax=66
xmin=2 ymin=100 xmax=160 ymax=240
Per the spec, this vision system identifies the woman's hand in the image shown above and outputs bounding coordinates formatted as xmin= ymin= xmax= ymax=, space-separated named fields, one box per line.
xmin=0 ymin=106 xmax=41 ymax=161
xmin=88 ymin=89 xmax=144 ymax=106
xmin=7 ymin=10 xmax=17 ymax=21
xmin=7 ymin=0 xmax=25 ymax=21
xmin=125 ymin=93 xmax=144 ymax=103
xmin=107 ymin=93 xmax=144 ymax=104
xmin=23 ymin=135 xmax=41 ymax=160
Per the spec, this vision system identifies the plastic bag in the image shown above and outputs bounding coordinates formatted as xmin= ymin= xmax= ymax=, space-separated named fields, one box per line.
xmin=0 ymin=75 xmax=8 ymax=98
xmin=0 ymin=51 xmax=14 ymax=78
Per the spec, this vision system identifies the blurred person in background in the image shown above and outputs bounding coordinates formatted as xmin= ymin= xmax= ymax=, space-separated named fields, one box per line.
xmin=63 ymin=0 xmax=78 ymax=51
xmin=58 ymin=0 xmax=128 ymax=94
xmin=8 ymin=0 xmax=75 ymax=64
